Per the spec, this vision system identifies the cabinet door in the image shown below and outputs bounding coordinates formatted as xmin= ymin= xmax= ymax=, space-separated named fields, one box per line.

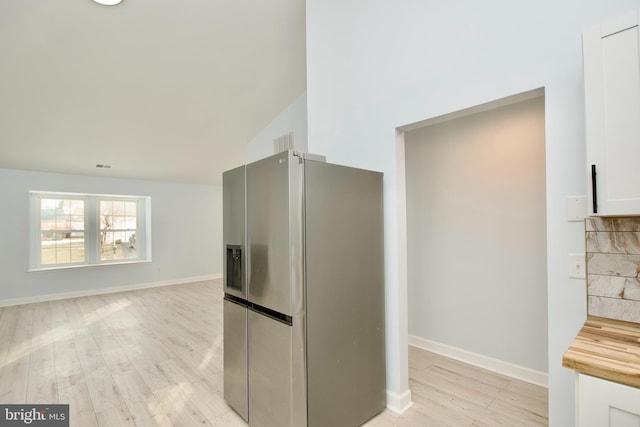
xmin=584 ymin=10 xmax=640 ymax=215
xmin=577 ymin=374 xmax=640 ymax=427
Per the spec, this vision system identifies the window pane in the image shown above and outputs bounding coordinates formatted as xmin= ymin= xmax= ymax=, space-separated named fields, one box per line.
xmin=54 ymin=244 xmax=71 ymax=264
xmin=70 ymin=232 xmax=85 ymax=263
xmin=101 ymin=214 xmax=111 ymax=231
xmin=125 ymin=218 xmax=137 ymax=229
xmin=101 ymin=233 xmax=115 ymax=260
xmin=100 ymin=200 xmax=113 ymax=216
xmin=40 ymin=247 xmax=56 ymax=265
xmin=112 ymin=201 xmax=125 ymax=215
xmin=113 ymin=217 xmax=127 ymax=229
xmin=71 ymin=215 xmax=84 ymax=230
xmin=70 ymin=199 xmax=83 ymax=212
xmin=120 ymin=231 xmax=137 ymax=259
xmin=41 ymin=238 xmax=85 ymax=265
xmin=124 ymin=201 xmax=136 ymax=216
xmin=100 ymin=230 xmax=137 ymax=261
xmin=99 ymin=198 xmax=138 ymax=262
xmin=101 ymin=200 xmax=112 ymax=231
xmin=39 ymin=198 xmax=84 ymax=266
xmin=101 ymin=201 xmax=137 ymax=231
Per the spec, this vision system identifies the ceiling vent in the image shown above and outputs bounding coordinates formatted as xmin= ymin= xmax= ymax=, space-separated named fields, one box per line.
xmin=273 ymin=132 xmax=294 ymax=154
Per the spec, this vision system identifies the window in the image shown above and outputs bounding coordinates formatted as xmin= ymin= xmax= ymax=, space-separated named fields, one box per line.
xmin=99 ymin=198 xmax=138 ymax=262
xmin=30 ymin=191 xmax=151 ymax=270
xmin=38 ymin=196 xmax=86 ymax=266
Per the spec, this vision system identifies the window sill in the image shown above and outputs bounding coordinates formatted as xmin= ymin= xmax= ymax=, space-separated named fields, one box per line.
xmin=28 ymin=259 xmax=152 ymax=272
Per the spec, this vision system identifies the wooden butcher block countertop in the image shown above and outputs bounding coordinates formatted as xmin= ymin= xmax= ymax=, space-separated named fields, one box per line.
xmin=563 ymin=316 xmax=640 ymax=388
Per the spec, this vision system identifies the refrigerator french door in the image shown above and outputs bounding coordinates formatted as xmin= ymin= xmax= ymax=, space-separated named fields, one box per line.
xmin=222 ymin=165 xmax=248 ymax=421
xmin=223 ymin=150 xmax=386 ymax=427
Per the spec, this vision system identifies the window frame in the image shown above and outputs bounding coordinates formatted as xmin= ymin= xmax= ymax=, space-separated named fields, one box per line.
xmin=29 ymin=191 xmax=152 ymax=271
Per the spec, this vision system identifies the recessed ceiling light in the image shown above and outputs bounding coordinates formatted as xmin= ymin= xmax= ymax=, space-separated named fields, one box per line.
xmin=92 ymin=0 xmax=123 ymax=5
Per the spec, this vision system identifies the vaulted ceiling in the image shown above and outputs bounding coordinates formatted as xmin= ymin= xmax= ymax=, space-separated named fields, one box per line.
xmin=0 ymin=0 xmax=306 ymax=185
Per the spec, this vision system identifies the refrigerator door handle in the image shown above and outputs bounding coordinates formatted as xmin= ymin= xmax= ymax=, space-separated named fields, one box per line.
xmin=248 ymin=303 xmax=293 ymax=326
xmin=246 ymin=240 xmax=251 ymax=289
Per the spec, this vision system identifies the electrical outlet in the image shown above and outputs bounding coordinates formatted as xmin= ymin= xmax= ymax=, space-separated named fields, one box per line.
xmin=568 ymin=253 xmax=586 ymax=279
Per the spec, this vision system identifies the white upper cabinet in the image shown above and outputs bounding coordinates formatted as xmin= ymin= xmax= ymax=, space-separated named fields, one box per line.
xmin=584 ymin=10 xmax=640 ymax=216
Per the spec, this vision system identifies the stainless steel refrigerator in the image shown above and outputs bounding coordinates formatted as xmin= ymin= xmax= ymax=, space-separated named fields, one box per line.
xmin=223 ymin=150 xmax=386 ymax=427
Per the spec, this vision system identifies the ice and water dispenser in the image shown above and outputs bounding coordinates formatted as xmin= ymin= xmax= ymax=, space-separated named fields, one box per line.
xmin=226 ymin=245 xmax=242 ymax=292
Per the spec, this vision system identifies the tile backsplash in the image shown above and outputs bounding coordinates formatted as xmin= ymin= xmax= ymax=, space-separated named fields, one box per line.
xmin=586 ymin=217 xmax=640 ymax=323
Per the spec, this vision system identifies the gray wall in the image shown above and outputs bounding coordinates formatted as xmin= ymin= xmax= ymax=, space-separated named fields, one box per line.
xmin=0 ymin=168 xmax=221 ymax=302
xmin=405 ymin=96 xmax=548 ymax=372
xmin=246 ymin=92 xmax=308 ymax=163
xmin=305 ymin=2 xmax=640 ymax=422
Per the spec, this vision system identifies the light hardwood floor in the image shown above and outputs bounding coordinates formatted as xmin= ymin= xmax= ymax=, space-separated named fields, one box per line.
xmin=0 ymin=279 xmax=548 ymax=426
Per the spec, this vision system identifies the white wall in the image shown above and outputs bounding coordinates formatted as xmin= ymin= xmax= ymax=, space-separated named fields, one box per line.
xmin=0 ymin=168 xmax=221 ymax=303
xmin=405 ymin=95 xmax=547 ymax=373
xmin=246 ymin=92 xmax=308 ymax=162
xmin=305 ymin=1 xmax=640 ymax=424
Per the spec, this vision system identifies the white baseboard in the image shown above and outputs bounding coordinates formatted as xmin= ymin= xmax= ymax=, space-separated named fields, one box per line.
xmin=0 ymin=274 xmax=222 ymax=307
xmin=386 ymin=388 xmax=413 ymax=414
xmin=409 ymin=335 xmax=548 ymax=388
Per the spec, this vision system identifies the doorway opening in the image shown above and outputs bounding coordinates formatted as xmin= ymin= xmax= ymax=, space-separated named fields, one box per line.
xmin=399 ymin=88 xmax=548 ymax=386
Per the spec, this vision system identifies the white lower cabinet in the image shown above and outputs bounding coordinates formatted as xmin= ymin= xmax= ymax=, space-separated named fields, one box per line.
xmin=577 ymin=373 xmax=640 ymax=427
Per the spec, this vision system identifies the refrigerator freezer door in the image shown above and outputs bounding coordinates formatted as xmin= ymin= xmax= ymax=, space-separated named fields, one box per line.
xmin=223 ymin=165 xmax=246 ymax=299
xmin=248 ymin=309 xmax=293 ymax=427
xmin=246 ymin=151 xmax=302 ymax=316
xmin=223 ymin=298 xmax=248 ymax=421
xmin=304 ymin=160 xmax=386 ymax=427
